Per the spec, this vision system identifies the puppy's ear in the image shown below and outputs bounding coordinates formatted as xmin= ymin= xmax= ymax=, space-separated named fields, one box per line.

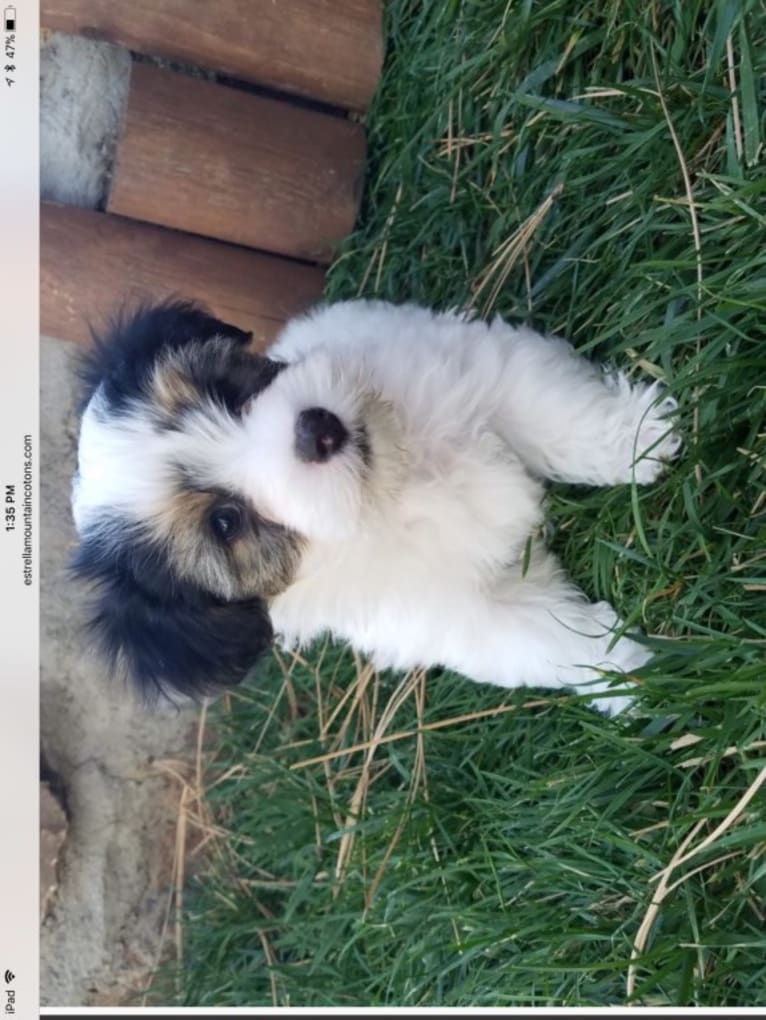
xmin=79 ymin=299 xmax=254 ymax=413
xmin=72 ymin=544 xmax=273 ymax=702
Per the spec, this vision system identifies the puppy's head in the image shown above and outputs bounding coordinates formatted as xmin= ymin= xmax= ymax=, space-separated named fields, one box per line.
xmin=71 ymin=300 xmax=298 ymax=700
xmin=71 ymin=299 xmax=400 ymax=700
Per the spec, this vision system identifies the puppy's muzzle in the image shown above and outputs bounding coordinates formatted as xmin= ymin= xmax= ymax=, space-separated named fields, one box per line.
xmin=295 ymin=407 xmax=348 ymax=463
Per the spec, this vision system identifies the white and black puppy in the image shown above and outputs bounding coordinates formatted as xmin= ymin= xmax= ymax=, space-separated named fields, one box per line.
xmin=71 ymin=299 xmax=681 ymax=713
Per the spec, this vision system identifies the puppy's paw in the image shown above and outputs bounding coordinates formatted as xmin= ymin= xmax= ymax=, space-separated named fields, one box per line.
xmin=573 ymin=673 xmax=636 ymax=716
xmin=577 ymin=603 xmax=650 ymax=715
xmin=594 ymin=689 xmax=635 ymax=717
xmin=628 ymin=384 xmax=682 ymax=484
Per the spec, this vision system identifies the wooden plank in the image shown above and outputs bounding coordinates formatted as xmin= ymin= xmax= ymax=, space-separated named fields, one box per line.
xmin=41 ymin=0 xmax=383 ymax=112
xmin=107 ymin=64 xmax=366 ymax=264
xmin=41 ymin=202 xmax=325 ymax=349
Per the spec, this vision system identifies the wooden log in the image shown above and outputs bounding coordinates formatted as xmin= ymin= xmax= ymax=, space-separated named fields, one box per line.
xmin=107 ymin=64 xmax=366 ymax=264
xmin=41 ymin=202 xmax=325 ymax=349
xmin=40 ymin=0 xmax=383 ymax=112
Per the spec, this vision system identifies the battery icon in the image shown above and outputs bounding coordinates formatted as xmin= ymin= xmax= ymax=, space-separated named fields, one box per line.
xmin=4 ymin=6 xmax=15 ymax=30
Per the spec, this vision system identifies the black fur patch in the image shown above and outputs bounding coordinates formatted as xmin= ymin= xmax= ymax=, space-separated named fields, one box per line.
xmin=176 ymin=333 xmax=286 ymax=419
xmin=77 ymin=299 xmax=257 ymax=416
xmin=71 ymin=518 xmax=274 ymax=701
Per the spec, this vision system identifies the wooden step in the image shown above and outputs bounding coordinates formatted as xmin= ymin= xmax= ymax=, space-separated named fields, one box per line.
xmin=41 ymin=202 xmax=325 ymax=349
xmin=40 ymin=0 xmax=383 ymax=112
xmin=107 ymin=63 xmax=366 ymax=265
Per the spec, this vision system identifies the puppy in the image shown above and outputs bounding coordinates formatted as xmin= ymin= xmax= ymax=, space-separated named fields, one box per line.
xmin=71 ymin=299 xmax=680 ymax=713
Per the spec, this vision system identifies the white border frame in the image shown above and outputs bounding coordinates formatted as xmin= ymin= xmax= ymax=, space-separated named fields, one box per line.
xmin=0 ymin=1 xmax=39 ymax=1018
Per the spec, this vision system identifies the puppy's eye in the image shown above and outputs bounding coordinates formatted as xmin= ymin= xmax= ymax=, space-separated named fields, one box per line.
xmin=209 ymin=503 xmax=244 ymax=542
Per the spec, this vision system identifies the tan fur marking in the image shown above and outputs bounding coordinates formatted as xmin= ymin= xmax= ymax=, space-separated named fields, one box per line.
xmin=149 ymin=486 xmax=303 ymax=602
xmin=150 ymin=358 xmax=199 ymax=417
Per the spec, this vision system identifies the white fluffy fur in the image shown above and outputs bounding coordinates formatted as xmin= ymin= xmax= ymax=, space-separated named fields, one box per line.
xmin=75 ymin=301 xmax=682 ymax=713
xmin=266 ymin=302 xmax=680 ymax=713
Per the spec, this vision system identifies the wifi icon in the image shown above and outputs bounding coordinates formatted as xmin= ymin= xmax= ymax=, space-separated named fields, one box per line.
xmin=3 ymin=970 xmax=13 ymax=984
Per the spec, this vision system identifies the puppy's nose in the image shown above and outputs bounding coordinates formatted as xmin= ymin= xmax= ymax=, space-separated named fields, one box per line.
xmin=295 ymin=407 xmax=348 ymax=463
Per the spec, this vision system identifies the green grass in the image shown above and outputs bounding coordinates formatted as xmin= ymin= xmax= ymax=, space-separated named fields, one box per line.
xmin=175 ymin=0 xmax=766 ymax=1007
